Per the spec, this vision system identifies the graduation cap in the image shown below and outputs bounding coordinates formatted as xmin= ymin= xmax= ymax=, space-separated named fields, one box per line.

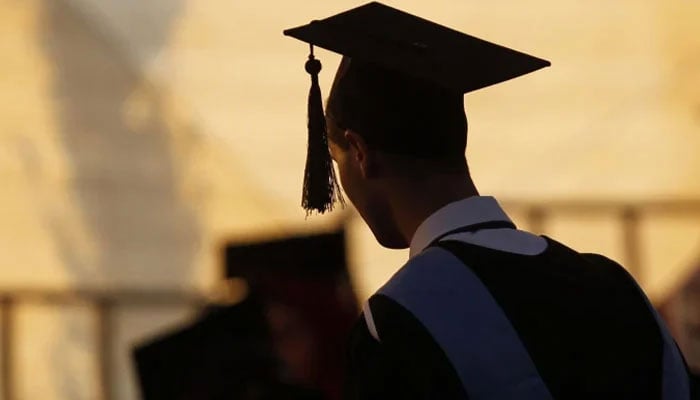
xmin=284 ymin=2 xmax=550 ymax=214
xmin=224 ymin=230 xmax=348 ymax=280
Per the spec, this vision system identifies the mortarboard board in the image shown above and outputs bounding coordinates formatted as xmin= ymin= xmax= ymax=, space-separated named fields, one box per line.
xmin=224 ymin=230 xmax=347 ymax=279
xmin=283 ymin=2 xmax=551 ymax=214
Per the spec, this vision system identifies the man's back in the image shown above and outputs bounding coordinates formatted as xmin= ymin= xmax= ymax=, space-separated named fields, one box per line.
xmin=345 ymin=197 xmax=690 ymax=399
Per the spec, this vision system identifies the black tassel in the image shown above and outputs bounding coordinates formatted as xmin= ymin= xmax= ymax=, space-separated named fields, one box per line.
xmin=301 ymin=45 xmax=343 ymax=215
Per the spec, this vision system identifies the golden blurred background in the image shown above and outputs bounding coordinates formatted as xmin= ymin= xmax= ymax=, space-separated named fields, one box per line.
xmin=0 ymin=0 xmax=699 ymax=399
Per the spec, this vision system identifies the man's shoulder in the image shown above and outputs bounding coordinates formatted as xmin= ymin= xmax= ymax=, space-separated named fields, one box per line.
xmin=377 ymin=246 xmax=462 ymax=298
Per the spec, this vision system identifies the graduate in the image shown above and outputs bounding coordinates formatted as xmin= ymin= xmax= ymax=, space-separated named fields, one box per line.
xmin=133 ymin=231 xmax=355 ymax=400
xmin=284 ymin=2 xmax=692 ymax=399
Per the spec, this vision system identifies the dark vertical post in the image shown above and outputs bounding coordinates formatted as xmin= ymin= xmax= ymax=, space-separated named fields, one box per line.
xmin=526 ymin=206 xmax=547 ymax=235
xmin=95 ymin=298 xmax=113 ymax=400
xmin=621 ymin=207 xmax=642 ymax=281
xmin=1 ymin=297 xmax=14 ymax=400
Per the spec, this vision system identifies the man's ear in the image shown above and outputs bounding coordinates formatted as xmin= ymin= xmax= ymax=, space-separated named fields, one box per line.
xmin=344 ymin=130 xmax=375 ymax=179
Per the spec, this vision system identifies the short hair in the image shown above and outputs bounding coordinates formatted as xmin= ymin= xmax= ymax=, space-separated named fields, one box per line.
xmin=325 ymin=57 xmax=468 ymax=162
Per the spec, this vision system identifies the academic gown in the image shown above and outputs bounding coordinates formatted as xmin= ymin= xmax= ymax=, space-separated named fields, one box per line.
xmin=344 ymin=196 xmax=692 ymax=400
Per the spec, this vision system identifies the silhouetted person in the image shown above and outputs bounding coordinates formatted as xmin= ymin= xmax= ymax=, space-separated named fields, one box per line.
xmin=225 ymin=230 xmax=358 ymax=400
xmin=134 ymin=230 xmax=356 ymax=400
xmin=133 ymin=294 xmax=319 ymax=400
xmin=283 ymin=3 xmax=692 ymax=399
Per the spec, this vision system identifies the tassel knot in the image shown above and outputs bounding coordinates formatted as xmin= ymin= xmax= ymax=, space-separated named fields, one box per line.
xmin=305 ymin=57 xmax=322 ymax=75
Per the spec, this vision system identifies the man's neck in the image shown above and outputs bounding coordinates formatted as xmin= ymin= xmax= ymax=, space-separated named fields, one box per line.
xmin=388 ymin=173 xmax=479 ymax=246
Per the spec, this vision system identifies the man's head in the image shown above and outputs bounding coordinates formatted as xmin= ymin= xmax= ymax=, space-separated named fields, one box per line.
xmin=326 ymin=57 xmax=469 ymax=248
xmin=283 ymin=1 xmax=551 ymax=235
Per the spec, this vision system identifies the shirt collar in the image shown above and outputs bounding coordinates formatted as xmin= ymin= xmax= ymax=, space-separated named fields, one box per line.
xmin=409 ymin=196 xmax=513 ymax=258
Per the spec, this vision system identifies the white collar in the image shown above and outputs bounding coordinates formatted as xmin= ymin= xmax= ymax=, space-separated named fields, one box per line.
xmin=409 ymin=196 xmax=513 ymax=258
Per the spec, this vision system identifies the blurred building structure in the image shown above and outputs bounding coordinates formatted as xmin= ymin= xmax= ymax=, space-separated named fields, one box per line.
xmin=0 ymin=0 xmax=699 ymax=399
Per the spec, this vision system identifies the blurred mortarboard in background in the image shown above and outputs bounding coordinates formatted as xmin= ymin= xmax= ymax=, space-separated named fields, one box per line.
xmin=283 ymin=2 xmax=550 ymax=214
xmin=224 ymin=229 xmax=347 ymax=280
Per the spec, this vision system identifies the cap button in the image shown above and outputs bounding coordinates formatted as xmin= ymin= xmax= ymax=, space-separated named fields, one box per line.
xmin=305 ymin=58 xmax=322 ymax=75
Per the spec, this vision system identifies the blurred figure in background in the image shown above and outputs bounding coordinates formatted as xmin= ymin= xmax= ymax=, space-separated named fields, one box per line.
xmin=284 ymin=3 xmax=692 ymax=399
xmin=225 ymin=229 xmax=357 ymax=400
xmin=134 ymin=294 xmax=299 ymax=400
xmin=133 ymin=229 xmax=356 ymax=400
